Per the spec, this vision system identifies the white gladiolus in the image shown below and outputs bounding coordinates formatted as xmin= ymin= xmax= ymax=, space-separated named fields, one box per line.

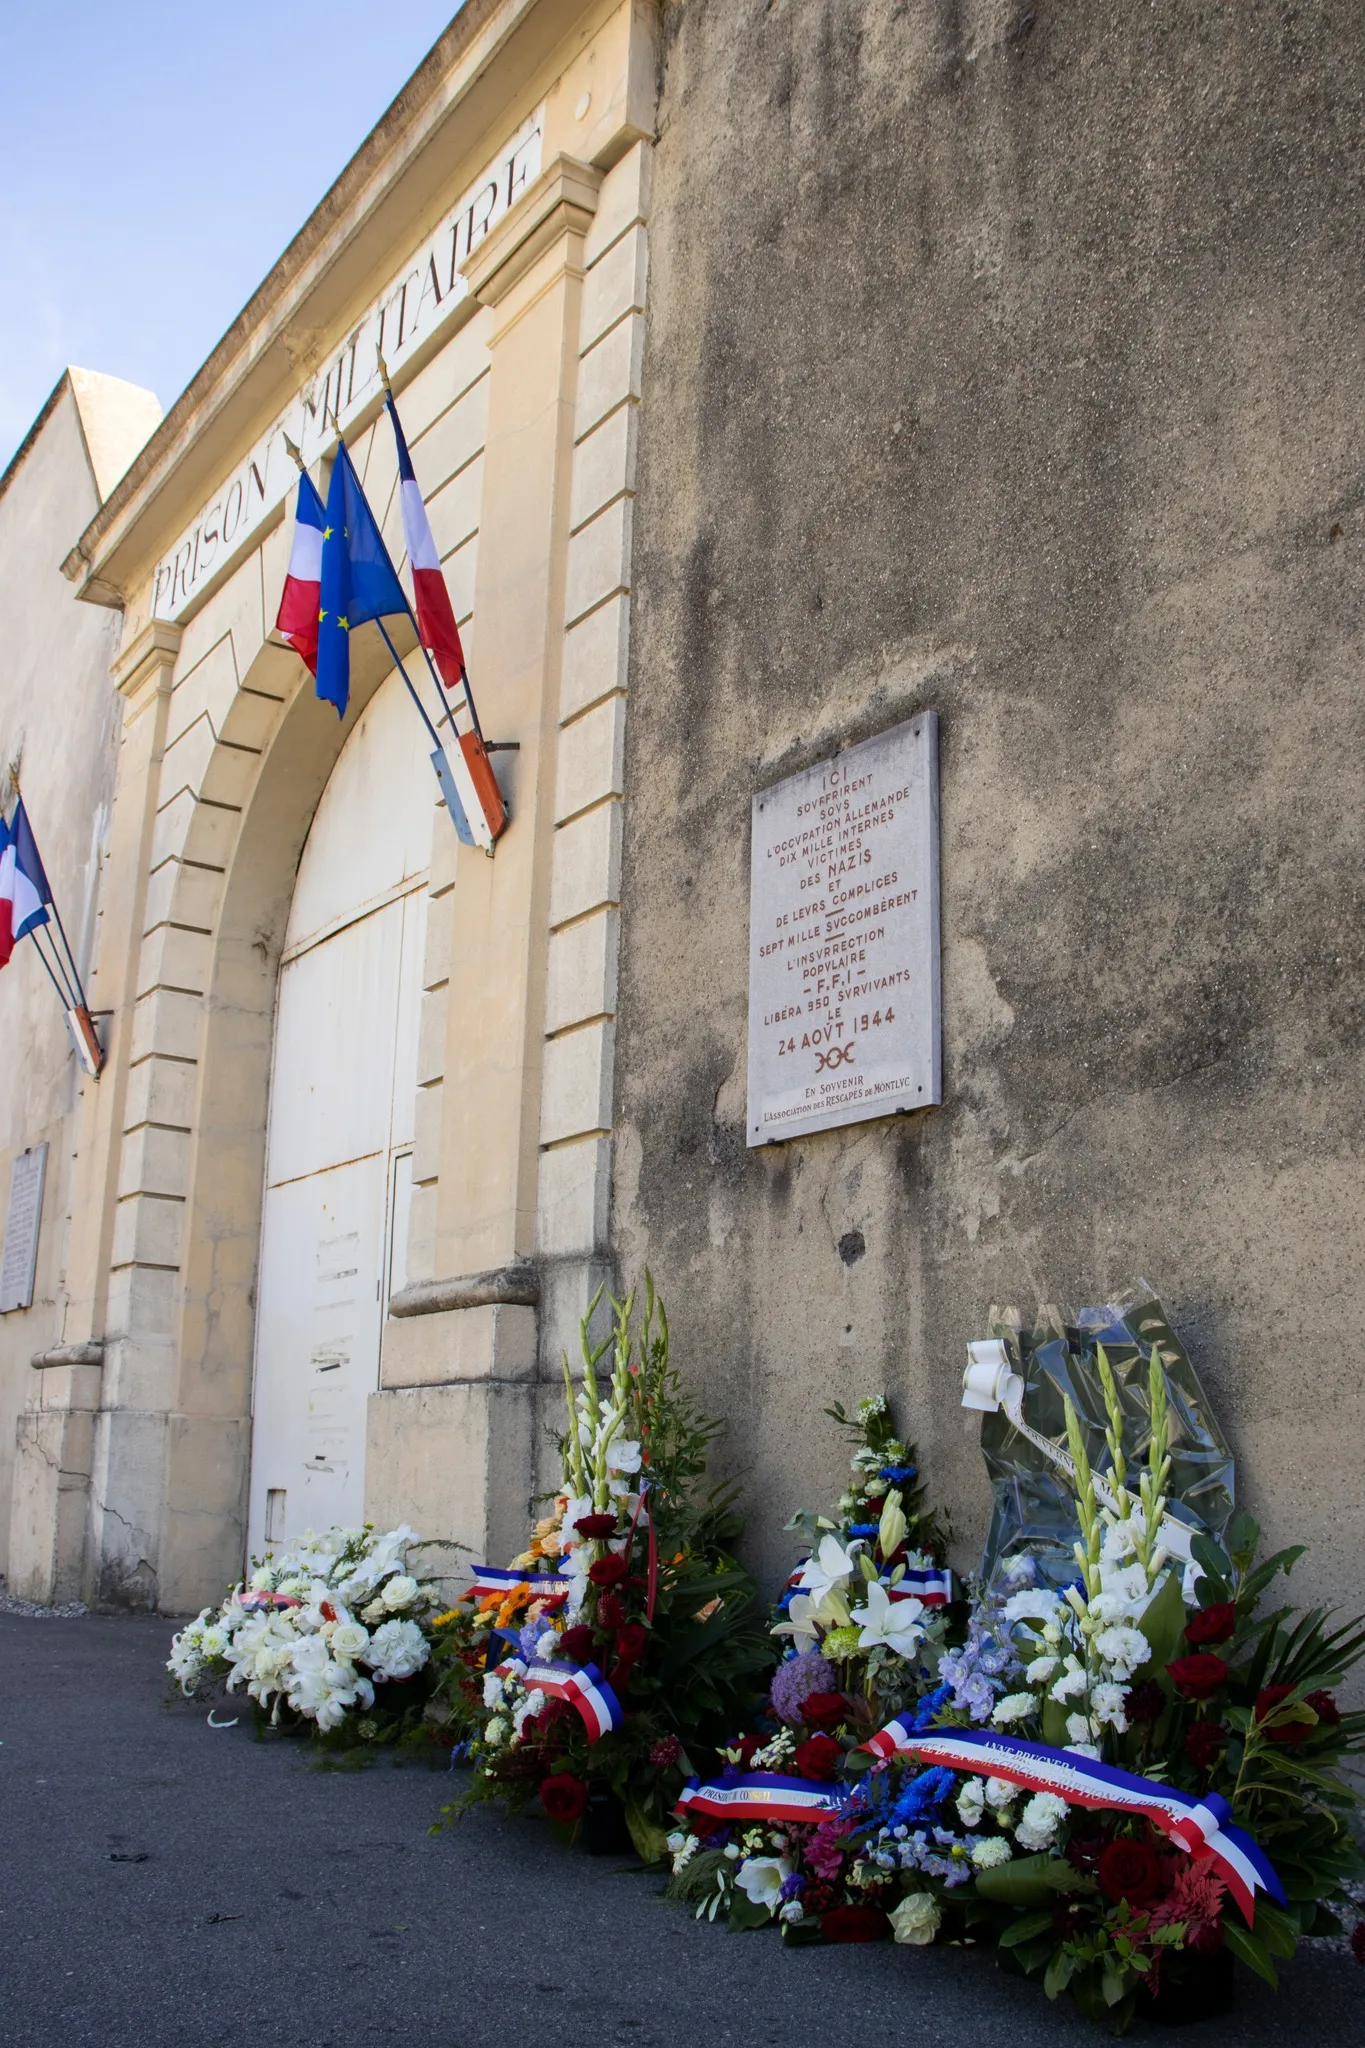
xmin=1091 ymin=1681 xmax=1129 ymax=1731
xmin=956 ymin=1778 xmax=986 ymax=1828
xmin=1002 ymin=1588 xmax=1065 ymax=1627
xmin=1049 ymin=1661 xmax=1089 ymax=1703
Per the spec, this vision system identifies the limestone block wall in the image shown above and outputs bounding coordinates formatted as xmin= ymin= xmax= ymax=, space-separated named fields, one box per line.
xmin=535 ymin=140 xmax=651 ymax=1443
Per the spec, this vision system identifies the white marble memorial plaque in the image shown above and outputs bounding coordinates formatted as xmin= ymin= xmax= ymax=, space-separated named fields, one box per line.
xmin=0 ymin=1141 xmax=47 ymax=1312
xmin=747 ymin=715 xmax=941 ymax=1146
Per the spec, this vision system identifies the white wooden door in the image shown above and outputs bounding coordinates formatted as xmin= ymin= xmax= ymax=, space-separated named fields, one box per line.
xmin=247 ymin=676 xmax=432 ymax=1556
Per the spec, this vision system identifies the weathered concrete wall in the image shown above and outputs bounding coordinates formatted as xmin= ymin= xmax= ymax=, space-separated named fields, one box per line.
xmin=615 ymin=0 xmax=1365 ymax=1613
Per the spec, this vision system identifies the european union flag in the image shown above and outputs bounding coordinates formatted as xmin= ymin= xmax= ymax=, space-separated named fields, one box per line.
xmin=315 ymin=440 xmax=408 ymax=718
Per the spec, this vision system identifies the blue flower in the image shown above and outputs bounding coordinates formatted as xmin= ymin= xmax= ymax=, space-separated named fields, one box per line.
xmin=909 ymin=1683 xmax=951 ymax=1733
xmin=847 ymin=1522 xmax=879 ymax=1539
xmin=878 ymin=1464 xmax=917 ymax=1484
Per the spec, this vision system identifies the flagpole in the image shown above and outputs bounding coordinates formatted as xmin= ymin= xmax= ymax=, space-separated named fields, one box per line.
xmin=11 ymin=777 xmax=91 ymax=1010
xmin=322 ymin=406 xmax=472 ymax=798
xmin=373 ymin=349 xmax=487 ymax=747
xmin=28 ymin=925 xmax=79 ymax=1012
xmin=374 ymin=620 xmax=449 ymax=760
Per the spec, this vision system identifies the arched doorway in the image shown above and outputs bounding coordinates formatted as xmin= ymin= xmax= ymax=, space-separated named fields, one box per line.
xmin=246 ymin=673 xmax=433 ymax=1554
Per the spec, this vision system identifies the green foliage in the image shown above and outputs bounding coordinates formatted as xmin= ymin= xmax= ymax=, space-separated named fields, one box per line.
xmin=972 ymin=1854 xmax=1095 ymax=1907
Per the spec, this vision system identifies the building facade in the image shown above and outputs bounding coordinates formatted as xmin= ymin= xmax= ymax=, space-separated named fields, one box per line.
xmin=3 ymin=0 xmax=1362 ymax=1625
xmin=8 ymin=0 xmax=658 ymax=1609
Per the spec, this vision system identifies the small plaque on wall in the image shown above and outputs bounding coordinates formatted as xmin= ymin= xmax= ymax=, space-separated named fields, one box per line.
xmin=0 ymin=1142 xmax=47 ymax=1312
xmin=747 ymin=714 xmax=941 ymax=1146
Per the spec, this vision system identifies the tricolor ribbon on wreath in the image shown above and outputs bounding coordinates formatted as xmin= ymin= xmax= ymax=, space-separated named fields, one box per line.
xmin=499 ymin=1658 xmax=623 ymax=1742
xmin=783 ymin=1561 xmax=954 ymax=1607
xmin=468 ymin=1564 xmax=573 ymax=1604
xmin=676 ymin=1772 xmax=852 ymax=1825
xmin=858 ymin=1724 xmax=1284 ymax=1926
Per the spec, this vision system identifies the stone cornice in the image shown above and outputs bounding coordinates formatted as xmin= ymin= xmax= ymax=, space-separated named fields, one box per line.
xmin=110 ymin=618 xmax=182 ymax=699
xmin=462 ymin=154 xmax=603 ymax=307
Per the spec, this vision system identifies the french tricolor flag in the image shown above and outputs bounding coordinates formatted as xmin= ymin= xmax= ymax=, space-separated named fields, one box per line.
xmin=0 ymin=801 xmax=52 ymax=969
xmin=385 ymin=392 xmax=507 ymax=851
xmin=274 ymin=470 xmax=326 ymax=675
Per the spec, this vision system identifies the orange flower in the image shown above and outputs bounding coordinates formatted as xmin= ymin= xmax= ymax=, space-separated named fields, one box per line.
xmin=495 ymin=1581 xmax=533 ymax=1627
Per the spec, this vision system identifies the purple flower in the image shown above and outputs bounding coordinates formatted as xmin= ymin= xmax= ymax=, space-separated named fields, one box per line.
xmin=779 ymin=1874 xmax=806 ymax=1901
xmin=939 ymin=1610 xmax=1019 ymax=1724
xmin=770 ymin=1648 xmax=837 ymax=1726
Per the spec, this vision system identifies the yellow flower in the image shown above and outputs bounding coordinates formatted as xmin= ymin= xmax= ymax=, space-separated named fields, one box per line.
xmin=432 ymin=1609 xmax=461 ymax=1628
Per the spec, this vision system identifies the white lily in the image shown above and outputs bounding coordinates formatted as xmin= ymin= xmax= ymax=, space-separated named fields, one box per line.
xmin=797 ymin=1534 xmax=861 ymax=1604
xmin=850 ymin=1579 xmax=927 ymax=1660
xmin=771 ymin=1592 xmax=823 ymax=1651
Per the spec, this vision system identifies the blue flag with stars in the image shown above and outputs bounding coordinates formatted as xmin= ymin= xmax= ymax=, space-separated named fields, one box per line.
xmin=315 ymin=440 xmax=408 ymax=717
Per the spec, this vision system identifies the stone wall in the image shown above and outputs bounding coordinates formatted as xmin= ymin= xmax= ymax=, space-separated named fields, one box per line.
xmin=614 ymin=0 xmax=1365 ymax=1610
xmin=0 ymin=372 xmax=158 ymax=1595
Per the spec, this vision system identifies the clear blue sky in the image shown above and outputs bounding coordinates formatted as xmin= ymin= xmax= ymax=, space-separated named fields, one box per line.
xmin=0 ymin=1 xmax=464 ymax=471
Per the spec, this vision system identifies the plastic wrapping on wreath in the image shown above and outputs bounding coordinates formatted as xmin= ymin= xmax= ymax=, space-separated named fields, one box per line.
xmin=977 ymin=1282 xmax=1235 ymax=1593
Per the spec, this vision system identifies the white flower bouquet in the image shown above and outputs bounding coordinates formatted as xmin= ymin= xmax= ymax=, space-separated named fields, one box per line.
xmin=167 ymin=1524 xmax=444 ymax=1742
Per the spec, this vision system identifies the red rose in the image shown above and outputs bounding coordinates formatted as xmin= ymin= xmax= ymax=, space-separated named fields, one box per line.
xmin=801 ymin=1691 xmax=849 ymax=1733
xmin=1255 ymin=1685 xmax=1314 ymax=1744
xmin=539 ymin=1773 xmax=590 ymax=1824
xmin=690 ymin=1813 xmax=722 ymax=1840
xmin=595 ymin=1592 xmax=626 ymax=1629
xmin=574 ymin=1513 xmax=619 ymax=1539
xmin=793 ymin=1734 xmax=842 ymax=1781
xmin=1097 ymin=1839 xmax=1161 ymax=1907
xmin=1184 ymin=1720 xmax=1228 ymax=1770
xmin=557 ymin=1625 xmax=596 ymax=1665
xmin=1306 ymin=1688 xmax=1341 ymax=1726
xmin=1351 ymin=1921 xmax=1365 ymax=1966
xmin=588 ymin=1553 xmax=628 ymax=1587
xmin=1166 ymin=1654 xmax=1230 ymax=1701
xmin=1185 ymin=1601 xmax=1236 ymax=1647
xmin=733 ymin=1734 xmax=763 ymax=1768
xmin=820 ymin=1905 xmax=889 ymax=1943
xmin=615 ymin=1622 xmax=649 ymax=1662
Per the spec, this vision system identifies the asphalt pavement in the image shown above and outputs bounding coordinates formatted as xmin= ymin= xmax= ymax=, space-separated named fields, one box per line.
xmin=1 ymin=1611 xmax=1362 ymax=2048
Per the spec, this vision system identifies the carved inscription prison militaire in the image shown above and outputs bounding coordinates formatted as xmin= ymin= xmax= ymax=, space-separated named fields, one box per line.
xmin=746 ymin=715 xmax=941 ymax=1146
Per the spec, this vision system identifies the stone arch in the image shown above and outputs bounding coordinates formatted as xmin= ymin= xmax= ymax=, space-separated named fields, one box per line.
xmin=120 ymin=565 xmax=409 ymax=1608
